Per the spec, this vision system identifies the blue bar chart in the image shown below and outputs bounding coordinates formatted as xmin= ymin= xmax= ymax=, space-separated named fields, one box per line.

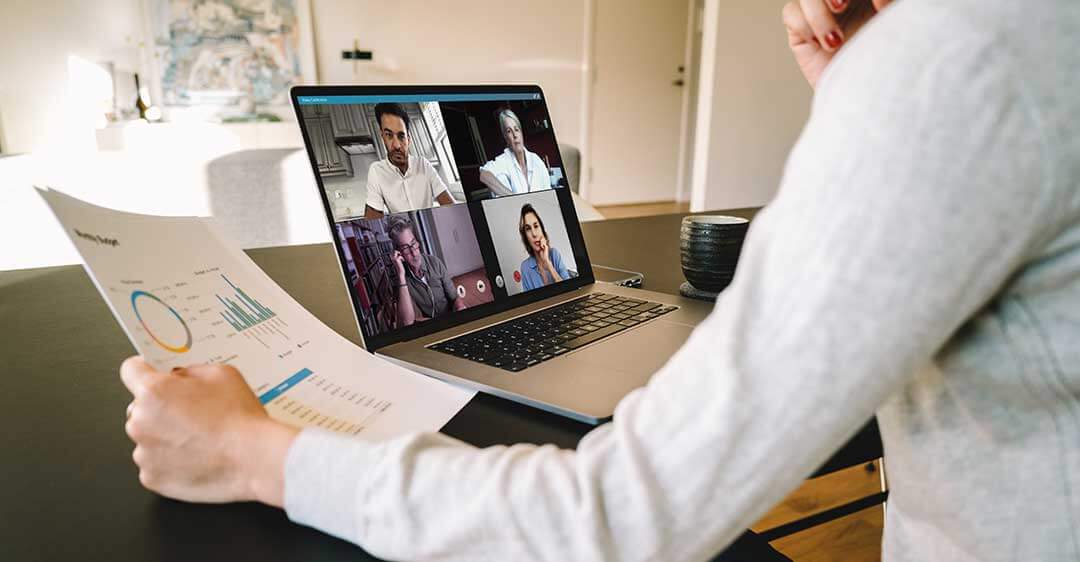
xmin=218 ymin=274 xmax=275 ymax=329
xmin=216 ymin=275 xmax=289 ymax=348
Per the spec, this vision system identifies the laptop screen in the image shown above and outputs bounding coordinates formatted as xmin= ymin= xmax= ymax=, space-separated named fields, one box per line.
xmin=292 ymin=86 xmax=594 ymax=351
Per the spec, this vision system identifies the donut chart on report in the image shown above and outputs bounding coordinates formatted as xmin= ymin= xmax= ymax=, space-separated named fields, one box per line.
xmin=130 ymin=290 xmax=193 ymax=353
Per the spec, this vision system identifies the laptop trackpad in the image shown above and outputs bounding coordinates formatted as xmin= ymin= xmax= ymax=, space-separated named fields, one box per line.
xmin=570 ymin=320 xmax=694 ymax=376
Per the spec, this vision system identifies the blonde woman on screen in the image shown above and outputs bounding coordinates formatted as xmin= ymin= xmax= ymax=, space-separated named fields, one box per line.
xmin=478 ymin=109 xmax=551 ymax=196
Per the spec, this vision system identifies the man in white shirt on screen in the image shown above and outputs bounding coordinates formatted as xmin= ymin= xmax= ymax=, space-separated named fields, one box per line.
xmin=478 ymin=109 xmax=552 ymax=196
xmin=364 ymin=102 xmax=457 ymax=218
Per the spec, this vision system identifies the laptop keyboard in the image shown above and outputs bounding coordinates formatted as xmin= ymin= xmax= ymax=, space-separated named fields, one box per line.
xmin=428 ymin=293 xmax=678 ymax=372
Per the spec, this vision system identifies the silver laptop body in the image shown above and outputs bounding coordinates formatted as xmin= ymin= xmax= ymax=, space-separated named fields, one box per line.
xmin=292 ymin=85 xmax=711 ymax=424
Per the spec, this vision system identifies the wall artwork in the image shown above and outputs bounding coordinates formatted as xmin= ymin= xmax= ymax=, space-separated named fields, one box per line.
xmin=147 ymin=0 xmax=316 ymax=116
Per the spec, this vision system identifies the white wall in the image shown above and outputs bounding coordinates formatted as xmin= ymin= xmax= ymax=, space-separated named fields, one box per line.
xmin=309 ymin=0 xmax=586 ymax=150
xmin=1 ymin=0 xmax=810 ymax=213
xmin=0 ymin=0 xmax=587 ymax=157
xmin=0 ymin=0 xmax=145 ymax=154
xmin=690 ymin=0 xmax=812 ymax=211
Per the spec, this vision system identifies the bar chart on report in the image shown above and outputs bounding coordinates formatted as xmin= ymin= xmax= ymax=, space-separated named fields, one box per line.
xmin=216 ymin=274 xmax=290 ymax=348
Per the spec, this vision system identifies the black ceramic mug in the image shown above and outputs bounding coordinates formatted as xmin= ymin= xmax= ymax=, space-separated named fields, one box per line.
xmin=680 ymin=215 xmax=749 ymax=293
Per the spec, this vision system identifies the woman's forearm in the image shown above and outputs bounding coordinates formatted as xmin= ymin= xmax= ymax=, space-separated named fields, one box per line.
xmin=479 ymin=169 xmax=512 ymax=196
xmin=548 ymin=263 xmax=564 ymax=282
xmin=244 ymin=418 xmax=299 ymax=508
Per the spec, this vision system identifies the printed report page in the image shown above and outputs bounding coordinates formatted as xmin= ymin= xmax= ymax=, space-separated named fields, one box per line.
xmin=38 ymin=188 xmax=473 ymax=439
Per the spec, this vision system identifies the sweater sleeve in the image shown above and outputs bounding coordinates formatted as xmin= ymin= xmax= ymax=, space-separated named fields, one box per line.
xmin=284 ymin=5 xmax=1058 ymax=561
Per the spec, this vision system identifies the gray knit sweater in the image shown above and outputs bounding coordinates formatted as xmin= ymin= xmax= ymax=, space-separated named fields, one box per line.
xmin=283 ymin=1 xmax=1080 ymax=560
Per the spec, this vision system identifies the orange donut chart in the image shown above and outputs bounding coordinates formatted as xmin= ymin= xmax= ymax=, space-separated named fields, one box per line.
xmin=131 ymin=290 xmax=192 ymax=353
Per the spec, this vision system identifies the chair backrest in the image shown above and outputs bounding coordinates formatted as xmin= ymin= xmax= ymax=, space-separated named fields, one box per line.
xmin=558 ymin=143 xmax=581 ymax=194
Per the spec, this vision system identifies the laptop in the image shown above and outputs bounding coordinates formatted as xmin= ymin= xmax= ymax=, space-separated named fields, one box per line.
xmin=291 ymin=85 xmax=712 ymax=424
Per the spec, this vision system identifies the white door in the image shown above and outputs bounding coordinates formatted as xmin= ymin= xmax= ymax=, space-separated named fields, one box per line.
xmin=586 ymin=0 xmax=691 ymax=206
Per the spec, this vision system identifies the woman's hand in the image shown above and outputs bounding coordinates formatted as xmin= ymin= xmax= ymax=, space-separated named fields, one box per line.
xmin=535 ymin=238 xmax=555 ymax=283
xmin=120 ymin=357 xmax=298 ymax=507
xmin=782 ymin=0 xmax=891 ymax=88
xmin=536 ymin=238 xmax=552 ymax=268
xmin=536 ymin=238 xmax=564 ymax=283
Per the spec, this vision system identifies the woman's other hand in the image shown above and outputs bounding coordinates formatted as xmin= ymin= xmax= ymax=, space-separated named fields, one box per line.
xmin=782 ymin=0 xmax=891 ymax=88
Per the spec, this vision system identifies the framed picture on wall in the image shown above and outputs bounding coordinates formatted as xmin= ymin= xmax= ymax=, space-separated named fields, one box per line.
xmin=143 ymin=0 xmax=317 ymax=120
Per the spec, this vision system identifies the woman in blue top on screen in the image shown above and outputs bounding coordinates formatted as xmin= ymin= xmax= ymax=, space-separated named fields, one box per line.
xmin=518 ymin=203 xmax=569 ymax=291
xmin=479 ymin=109 xmax=551 ymax=196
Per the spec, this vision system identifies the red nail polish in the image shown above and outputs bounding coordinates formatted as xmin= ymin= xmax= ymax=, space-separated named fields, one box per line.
xmin=825 ymin=30 xmax=844 ymax=49
xmin=831 ymin=0 xmax=848 ymax=10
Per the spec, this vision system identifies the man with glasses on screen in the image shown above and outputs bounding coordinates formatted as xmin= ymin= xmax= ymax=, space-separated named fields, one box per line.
xmin=364 ymin=103 xmax=458 ymax=219
xmin=387 ymin=216 xmax=465 ymax=327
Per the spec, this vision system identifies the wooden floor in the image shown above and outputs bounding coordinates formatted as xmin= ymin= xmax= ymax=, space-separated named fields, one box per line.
xmin=770 ymin=505 xmax=884 ymax=562
xmin=756 ymin=460 xmax=885 ymax=561
xmin=594 ymin=201 xmax=690 ymax=219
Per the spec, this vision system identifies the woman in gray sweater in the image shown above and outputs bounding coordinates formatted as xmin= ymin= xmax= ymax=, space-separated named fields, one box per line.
xmin=119 ymin=1 xmax=1080 ymax=560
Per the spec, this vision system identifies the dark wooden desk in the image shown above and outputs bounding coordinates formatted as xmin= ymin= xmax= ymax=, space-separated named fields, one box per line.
xmin=0 ymin=211 xmax=880 ymax=561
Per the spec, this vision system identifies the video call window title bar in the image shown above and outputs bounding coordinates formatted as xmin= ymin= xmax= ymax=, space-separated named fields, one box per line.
xmin=297 ymin=93 xmax=542 ymax=105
